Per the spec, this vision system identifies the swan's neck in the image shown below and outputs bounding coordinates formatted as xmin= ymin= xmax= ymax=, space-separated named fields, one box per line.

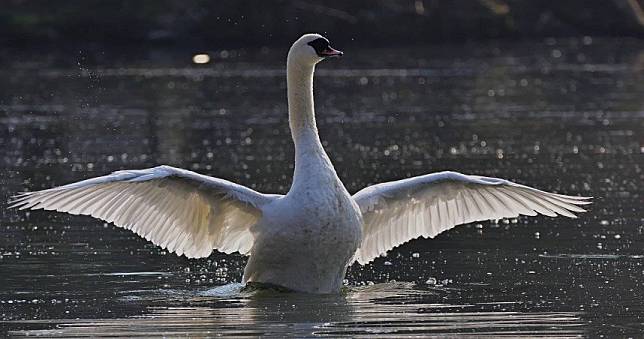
xmin=287 ymin=60 xmax=318 ymax=142
xmin=287 ymin=58 xmax=336 ymax=190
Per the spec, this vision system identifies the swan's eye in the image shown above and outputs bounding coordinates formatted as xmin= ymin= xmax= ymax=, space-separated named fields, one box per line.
xmin=307 ymin=38 xmax=331 ymax=56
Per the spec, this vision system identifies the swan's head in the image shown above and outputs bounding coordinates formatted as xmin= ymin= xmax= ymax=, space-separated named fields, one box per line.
xmin=288 ymin=33 xmax=343 ymax=66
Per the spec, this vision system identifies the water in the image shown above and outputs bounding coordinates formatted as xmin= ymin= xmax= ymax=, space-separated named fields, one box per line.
xmin=1 ymin=37 xmax=643 ymax=337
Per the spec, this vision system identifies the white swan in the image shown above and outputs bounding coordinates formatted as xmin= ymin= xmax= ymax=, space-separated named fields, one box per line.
xmin=10 ymin=34 xmax=591 ymax=294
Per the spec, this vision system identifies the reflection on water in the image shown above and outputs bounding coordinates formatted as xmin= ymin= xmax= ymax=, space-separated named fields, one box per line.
xmin=1 ymin=37 xmax=643 ymax=336
xmin=8 ymin=283 xmax=584 ymax=337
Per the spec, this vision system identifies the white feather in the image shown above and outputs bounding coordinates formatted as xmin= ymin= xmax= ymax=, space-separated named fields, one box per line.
xmin=10 ymin=165 xmax=280 ymax=258
xmin=352 ymin=171 xmax=591 ymax=264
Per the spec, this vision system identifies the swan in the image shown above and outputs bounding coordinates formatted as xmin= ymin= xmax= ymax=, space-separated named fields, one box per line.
xmin=10 ymin=34 xmax=591 ymax=294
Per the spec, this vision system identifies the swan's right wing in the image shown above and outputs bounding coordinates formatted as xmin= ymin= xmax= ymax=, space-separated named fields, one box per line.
xmin=353 ymin=171 xmax=591 ymax=264
xmin=10 ymin=165 xmax=282 ymax=258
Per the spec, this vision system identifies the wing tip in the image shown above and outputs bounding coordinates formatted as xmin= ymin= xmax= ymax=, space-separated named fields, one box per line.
xmin=8 ymin=192 xmax=37 ymax=209
xmin=11 ymin=191 xmax=32 ymax=198
xmin=553 ymin=193 xmax=594 ymax=202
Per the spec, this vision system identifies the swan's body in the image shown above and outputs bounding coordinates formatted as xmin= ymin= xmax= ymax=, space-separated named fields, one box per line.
xmin=10 ymin=34 xmax=591 ymax=294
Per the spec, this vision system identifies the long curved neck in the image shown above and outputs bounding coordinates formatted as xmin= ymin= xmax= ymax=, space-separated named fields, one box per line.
xmin=287 ymin=58 xmax=318 ymax=143
xmin=287 ymin=57 xmax=336 ymax=192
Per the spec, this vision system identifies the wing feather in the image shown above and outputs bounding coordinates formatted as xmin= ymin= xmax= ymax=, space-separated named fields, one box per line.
xmin=353 ymin=171 xmax=591 ymax=264
xmin=10 ymin=165 xmax=281 ymax=258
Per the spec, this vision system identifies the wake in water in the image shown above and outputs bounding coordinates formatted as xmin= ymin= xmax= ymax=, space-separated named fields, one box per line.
xmin=6 ymin=281 xmax=584 ymax=338
xmin=196 ymin=281 xmax=430 ymax=298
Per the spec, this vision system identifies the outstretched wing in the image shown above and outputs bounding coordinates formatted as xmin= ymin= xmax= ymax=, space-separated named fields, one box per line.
xmin=352 ymin=171 xmax=591 ymax=264
xmin=10 ymin=165 xmax=281 ymax=258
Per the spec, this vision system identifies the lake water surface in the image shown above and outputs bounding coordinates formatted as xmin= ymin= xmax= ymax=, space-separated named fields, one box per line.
xmin=1 ymin=38 xmax=643 ymax=337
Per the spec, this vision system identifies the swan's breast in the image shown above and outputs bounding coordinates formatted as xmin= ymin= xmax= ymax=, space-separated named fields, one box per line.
xmin=244 ymin=187 xmax=362 ymax=292
xmin=258 ymin=184 xmax=362 ymax=254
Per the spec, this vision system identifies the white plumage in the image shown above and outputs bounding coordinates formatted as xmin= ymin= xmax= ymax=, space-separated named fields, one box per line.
xmin=10 ymin=34 xmax=591 ymax=293
xmin=352 ymin=171 xmax=590 ymax=264
xmin=11 ymin=165 xmax=278 ymax=258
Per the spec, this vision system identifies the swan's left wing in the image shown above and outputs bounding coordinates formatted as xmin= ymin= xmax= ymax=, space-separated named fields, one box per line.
xmin=352 ymin=171 xmax=591 ymax=264
xmin=10 ymin=165 xmax=281 ymax=258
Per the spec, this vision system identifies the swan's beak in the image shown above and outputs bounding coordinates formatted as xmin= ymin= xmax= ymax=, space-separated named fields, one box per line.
xmin=320 ymin=47 xmax=343 ymax=58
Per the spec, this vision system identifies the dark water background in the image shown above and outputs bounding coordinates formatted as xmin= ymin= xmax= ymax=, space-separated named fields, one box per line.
xmin=0 ymin=38 xmax=643 ymax=337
